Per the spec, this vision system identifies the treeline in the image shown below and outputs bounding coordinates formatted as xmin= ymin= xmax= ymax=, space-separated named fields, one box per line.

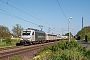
xmin=0 ymin=24 xmax=23 ymax=39
xmin=76 ymin=26 xmax=90 ymax=40
xmin=0 ymin=25 xmax=11 ymax=39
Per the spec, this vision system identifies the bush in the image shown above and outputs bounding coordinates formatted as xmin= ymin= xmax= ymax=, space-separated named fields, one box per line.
xmin=3 ymin=37 xmax=12 ymax=45
xmin=37 ymin=40 xmax=90 ymax=60
xmin=44 ymin=49 xmax=87 ymax=60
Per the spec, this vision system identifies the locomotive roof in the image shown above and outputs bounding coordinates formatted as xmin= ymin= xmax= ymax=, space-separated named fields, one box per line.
xmin=23 ymin=28 xmax=45 ymax=33
xmin=27 ymin=28 xmax=39 ymax=31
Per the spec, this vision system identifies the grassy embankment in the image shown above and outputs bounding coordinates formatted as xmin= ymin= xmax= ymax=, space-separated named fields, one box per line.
xmin=31 ymin=39 xmax=90 ymax=60
xmin=0 ymin=38 xmax=20 ymax=48
xmin=1 ymin=37 xmax=90 ymax=60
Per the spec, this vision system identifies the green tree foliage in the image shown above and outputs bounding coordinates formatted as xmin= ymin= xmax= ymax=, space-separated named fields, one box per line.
xmin=76 ymin=26 xmax=90 ymax=40
xmin=64 ymin=33 xmax=69 ymax=36
xmin=64 ymin=32 xmax=73 ymax=37
xmin=12 ymin=24 xmax=23 ymax=38
xmin=0 ymin=25 xmax=11 ymax=39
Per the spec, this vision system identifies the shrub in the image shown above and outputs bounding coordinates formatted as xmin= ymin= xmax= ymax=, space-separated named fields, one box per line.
xmin=44 ymin=49 xmax=87 ymax=60
xmin=37 ymin=40 xmax=90 ymax=60
xmin=3 ymin=37 xmax=12 ymax=45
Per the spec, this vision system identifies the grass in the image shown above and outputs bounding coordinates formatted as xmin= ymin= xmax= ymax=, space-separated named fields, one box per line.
xmin=0 ymin=38 xmax=20 ymax=48
xmin=11 ymin=55 xmax=21 ymax=60
xmin=71 ymin=37 xmax=76 ymax=41
xmin=31 ymin=40 xmax=90 ymax=60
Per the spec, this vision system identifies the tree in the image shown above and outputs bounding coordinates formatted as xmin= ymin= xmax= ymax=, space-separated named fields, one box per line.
xmin=64 ymin=32 xmax=73 ymax=37
xmin=76 ymin=26 xmax=90 ymax=40
xmin=0 ymin=25 xmax=11 ymax=39
xmin=12 ymin=24 xmax=23 ymax=38
xmin=64 ymin=33 xmax=69 ymax=36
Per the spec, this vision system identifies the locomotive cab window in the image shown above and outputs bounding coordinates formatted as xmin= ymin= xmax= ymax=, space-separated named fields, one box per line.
xmin=32 ymin=32 xmax=34 ymax=35
xmin=22 ymin=31 xmax=31 ymax=35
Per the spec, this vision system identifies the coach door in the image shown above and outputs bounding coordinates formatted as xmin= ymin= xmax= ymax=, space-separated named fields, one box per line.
xmin=32 ymin=32 xmax=35 ymax=41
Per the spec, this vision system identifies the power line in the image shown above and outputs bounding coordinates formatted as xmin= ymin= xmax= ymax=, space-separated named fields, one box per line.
xmin=0 ymin=0 xmax=38 ymax=19
xmin=14 ymin=0 xmax=38 ymax=17
xmin=0 ymin=0 xmax=49 ymax=25
xmin=14 ymin=0 xmax=50 ymax=25
xmin=7 ymin=0 xmax=9 ymax=4
xmin=0 ymin=9 xmax=39 ymax=26
xmin=57 ymin=0 xmax=68 ymax=20
xmin=0 ymin=0 xmax=55 ymax=31
xmin=0 ymin=8 xmax=50 ymax=30
xmin=0 ymin=11 xmax=12 ymax=17
xmin=14 ymin=0 xmax=56 ymax=32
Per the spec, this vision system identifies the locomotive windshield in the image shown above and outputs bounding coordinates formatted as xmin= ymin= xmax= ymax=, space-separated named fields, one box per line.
xmin=22 ymin=31 xmax=31 ymax=35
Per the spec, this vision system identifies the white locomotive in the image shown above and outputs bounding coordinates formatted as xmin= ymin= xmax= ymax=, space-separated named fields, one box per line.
xmin=20 ymin=28 xmax=57 ymax=45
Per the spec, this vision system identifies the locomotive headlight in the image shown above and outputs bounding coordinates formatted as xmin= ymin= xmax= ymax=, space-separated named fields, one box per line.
xmin=20 ymin=38 xmax=23 ymax=40
xmin=27 ymin=38 xmax=30 ymax=40
xmin=27 ymin=37 xmax=31 ymax=40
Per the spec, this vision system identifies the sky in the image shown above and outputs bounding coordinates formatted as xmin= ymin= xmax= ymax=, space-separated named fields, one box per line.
xmin=0 ymin=0 xmax=90 ymax=35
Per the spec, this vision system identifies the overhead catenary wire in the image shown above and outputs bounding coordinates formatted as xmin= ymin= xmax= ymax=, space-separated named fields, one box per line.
xmin=0 ymin=9 xmax=39 ymax=26
xmin=57 ymin=0 xmax=68 ymax=20
xmin=14 ymin=0 xmax=56 ymax=32
xmin=7 ymin=0 xmax=9 ymax=4
xmin=0 ymin=0 xmax=39 ymax=20
xmin=0 ymin=12 xmax=13 ymax=17
xmin=0 ymin=8 xmax=50 ymax=29
xmin=0 ymin=0 xmax=49 ymax=25
xmin=0 ymin=0 xmax=56 ymax=32
xmin=14 ymin=0 xmax=50 ymax=26
xmin=14 ymin=0 xmax=39 ymax=18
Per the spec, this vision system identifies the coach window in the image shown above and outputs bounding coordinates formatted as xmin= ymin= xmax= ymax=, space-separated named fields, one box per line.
xmin=32 ymin=32 xmax=34 ymax=35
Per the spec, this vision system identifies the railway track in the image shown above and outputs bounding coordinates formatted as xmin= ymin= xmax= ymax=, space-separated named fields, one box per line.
xmin=0 ymin=41 xmax=58 ymax=60
xmin=0 ymin=46 xmax=24 ymax=52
